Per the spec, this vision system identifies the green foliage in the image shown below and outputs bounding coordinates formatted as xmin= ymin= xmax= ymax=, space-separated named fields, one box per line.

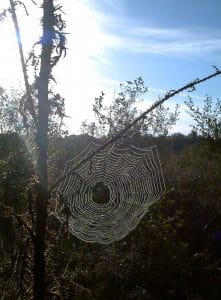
xmin=1 ymin=130 xmax=221 ymax=299
xmin=1 ymin=82 xmax=221 ymax=299
xmin=48 ymin=91 xmax=68 ymax=137
xmin=142 ymin=103 xmax=180 ymax=136
xmin=185 ymin=96 xmax=221 ymax=140
xmin=0 ymin=87 xmax=24 ymax=134
xmin=0 ymin=133 xmax=34 ymax=298
xmin=81 ymin=77 xmax=179 ymax=138
xmin=0 ymin=84 xmax=67 ymax=137
xmin=41 ymin=133 xmax=221 ymax=299
xmin=0 ymin=133 xmax=33 ymax=209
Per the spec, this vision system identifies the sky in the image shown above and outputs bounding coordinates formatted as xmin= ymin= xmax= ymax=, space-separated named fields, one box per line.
xmin=0 ymin=0 xmax=221 ymax=134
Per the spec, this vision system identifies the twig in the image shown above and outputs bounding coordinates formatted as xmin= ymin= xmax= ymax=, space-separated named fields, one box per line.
xmin=9 ymin=0 xmax=37 ymax=125
xmin=49 ymin=69 xmax=221 ymax=192
xmin=13 ymin=213 xmax=34 ymax=239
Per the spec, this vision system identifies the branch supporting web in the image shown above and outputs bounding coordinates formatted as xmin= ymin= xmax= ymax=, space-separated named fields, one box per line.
xmin=55 ymin=142 xmax=165 ymax=244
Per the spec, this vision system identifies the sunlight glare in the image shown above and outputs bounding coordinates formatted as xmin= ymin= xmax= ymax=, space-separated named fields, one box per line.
xmin=0 ymin=1 xmax=40 ymax=89
xmin=55 ymin=0 xmax=120 ymax=132
xmin=0 ymin=0 xmax=120 ymax=133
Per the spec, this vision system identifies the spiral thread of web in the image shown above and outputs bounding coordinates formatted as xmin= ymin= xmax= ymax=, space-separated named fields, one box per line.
xmin=54 ymin=142 xmax=165 ymax=244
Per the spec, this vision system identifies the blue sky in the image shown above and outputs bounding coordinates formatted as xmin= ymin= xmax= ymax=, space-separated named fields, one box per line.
xmin=63 ymin=0 xmax=221 ymax=133
xmin=85 ymin=0 xmax=221 ymax=90
xmin=0 ymin=0 xmax=221 ymax=134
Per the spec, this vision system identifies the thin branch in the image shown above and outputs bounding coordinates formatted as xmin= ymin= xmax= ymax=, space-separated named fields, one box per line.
xmin=15 ymin=1 xmax=29 ymax=15
xmin=13 ymin=213 xmax=34 ymax=239
xmin=30 ymin=0 xmax=37 ymax=5
xmin=9 ymin=0 xmax=37 ymax=125
xmin=49 ymin=68 xmax=221 ymax=192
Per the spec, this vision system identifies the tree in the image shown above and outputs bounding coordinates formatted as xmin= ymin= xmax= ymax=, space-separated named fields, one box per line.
xmin=185 ymin=96 xmax=221 ymax=140
xmin=81 ymin=77 xmax=180 ymax=138
xmin=0 ymin=87 xmax=23 ymax=133
xmin=7 ymin=0 xmax=66 ymax=298
xmin=1 ymin=0 xmax=221 ymax=298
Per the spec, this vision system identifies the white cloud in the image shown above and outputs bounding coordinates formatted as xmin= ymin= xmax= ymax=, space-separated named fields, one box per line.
xmin=84 ymin=8 xmax=221 ymax=58
xmin=129 ymin=27 xmax=188 ymax=39
xmin=127 ymin=38 xmax=221 ymax=56
xmin=0 ymin=0 xmax=219 ymax=135
xmin=60 ymin=2 xmax=219 ymax=133
xmin=109 ymin=22 xmax=221 ymax=57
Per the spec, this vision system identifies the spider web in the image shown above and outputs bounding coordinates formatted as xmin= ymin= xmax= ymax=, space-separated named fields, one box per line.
xmin=54 ymin=142 xmax=165 ymax=244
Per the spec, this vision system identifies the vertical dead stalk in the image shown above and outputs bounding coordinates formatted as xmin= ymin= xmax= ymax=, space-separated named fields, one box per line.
xmin=9 ymin=0 xmax=37 ymax=125
xmin=33 ymin=0 xmax=54 ymax=298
